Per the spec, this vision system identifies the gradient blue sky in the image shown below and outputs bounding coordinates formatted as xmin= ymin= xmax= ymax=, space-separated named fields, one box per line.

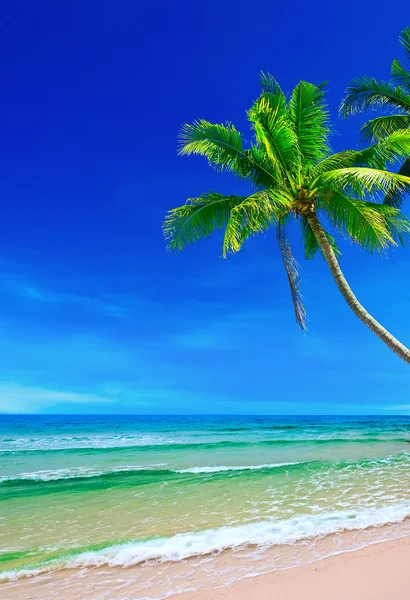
xmin=0 ymin=0 xmax=410 ymax=414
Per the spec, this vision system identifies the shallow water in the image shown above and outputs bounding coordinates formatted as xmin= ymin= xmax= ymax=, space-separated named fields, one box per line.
xmin=1 ymin=415 xmax=410 ymax=598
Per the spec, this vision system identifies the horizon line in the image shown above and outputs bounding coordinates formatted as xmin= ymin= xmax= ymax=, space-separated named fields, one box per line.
xmin=1 ymin=413 xmax=409 ymax=418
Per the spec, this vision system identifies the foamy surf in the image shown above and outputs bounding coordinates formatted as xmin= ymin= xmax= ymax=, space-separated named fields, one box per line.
xmin=3 ymin=502 xmax=410 ymax=582
xmin=0 ymin=434 xmax=184 ymax=452
xmin=175 ymin=462 xmax=299 ymax=473
xmin=0 ymin=464 xmax=169 ymax=482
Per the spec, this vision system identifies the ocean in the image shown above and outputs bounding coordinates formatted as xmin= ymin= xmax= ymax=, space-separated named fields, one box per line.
xmin=2 ymin=415 xmax=410 ymax=599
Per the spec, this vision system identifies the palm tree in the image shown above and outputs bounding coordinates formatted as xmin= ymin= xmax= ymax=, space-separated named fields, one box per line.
xmin=163 ymin=74 xmax=410 ymax=363
xmin=340 ymin=27 xmax=410 ymax=207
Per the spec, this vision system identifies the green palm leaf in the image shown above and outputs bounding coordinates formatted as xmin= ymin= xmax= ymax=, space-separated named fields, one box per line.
xmin=384 ymin=157 xmax=410 ymax=207
xmin=341 ymin=30 xmax=410 ymax=210
xmin=310 ymin=146 xmax=386 ymax=179
xmin=360 ymin=115 xmax=410 ymax=142
xmin=247 ymin=95 xmax=300 ymax=185
xmin=355 ymin=131 xmax=410 ymax=168
xmin=260 ymin=72 xmax=286 ymax=99
xmin=319 ymin=192 xmax=410 ymax=251
xmin=309 ymin=131 xmax=410 ymax=181
xmin=179 ymin=120 xmax=276 ymax=187
xmin=399 ymin=26 xmax=410 ymax=62
xmin=309 ymin=151 xmax=369 ymax=179
xmin=391 ymin=59 xmax=410 ymax=90
xmin=315 ymin=167 xmax=410 ymax=199
xmin=179 ymin=120 xmax=243 ymax=159
xmin=288 ymin=81 xmax=330 ymax=172
xmin=371 ymin=201 xmax=410 ymax=246
xmin=222 ymin=190 xmax=291 ymax=257
xmin=164 ymin=192 xmax=246 ymax=251
xmin=340 ymin=77 xmax=410 ymax=117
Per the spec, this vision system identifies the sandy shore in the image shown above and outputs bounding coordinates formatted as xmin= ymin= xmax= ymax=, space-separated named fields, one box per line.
xmin=176 ymin=535 xmax=410 ymax=600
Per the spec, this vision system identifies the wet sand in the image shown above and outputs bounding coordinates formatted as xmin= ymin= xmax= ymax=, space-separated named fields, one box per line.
xmin=177 ymin=535 xmax=410 ymax=600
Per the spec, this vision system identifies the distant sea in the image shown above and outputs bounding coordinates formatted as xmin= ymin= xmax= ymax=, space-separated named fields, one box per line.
xmin=2 ymin=415 xmax=410 ymax=599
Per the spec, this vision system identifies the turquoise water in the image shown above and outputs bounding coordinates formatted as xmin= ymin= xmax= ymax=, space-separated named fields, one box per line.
xmin=2 ymin=415 xmax=410 ymax=598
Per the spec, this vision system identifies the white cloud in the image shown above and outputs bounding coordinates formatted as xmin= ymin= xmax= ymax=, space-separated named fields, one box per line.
xmin=0 ymin=382 xmax=113 ymax=413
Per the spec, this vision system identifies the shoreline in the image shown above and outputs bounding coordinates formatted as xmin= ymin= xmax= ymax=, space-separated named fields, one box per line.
xmin=3 ymin=534 xmax=410 ymax=599
xmin=175 ymin=534 xmax=410 ymax=600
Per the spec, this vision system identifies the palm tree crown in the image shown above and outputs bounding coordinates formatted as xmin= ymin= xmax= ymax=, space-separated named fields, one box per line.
xmin=164 ymin=74 xmax=410 ymax=333
xmin=340 ymin=27 xmax=410 ymax=207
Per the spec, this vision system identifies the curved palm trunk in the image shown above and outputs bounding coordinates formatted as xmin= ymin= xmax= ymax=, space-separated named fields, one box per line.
xmin=306 ymin=212 xmax=410 ymax=364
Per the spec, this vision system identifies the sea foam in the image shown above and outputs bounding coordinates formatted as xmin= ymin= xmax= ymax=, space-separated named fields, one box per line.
xmin=175 ymin=463 xmax=298 ymax=473
xmin=3 ymin=502 xmax=410 ymax=581
xmin=0 ymin=464 xmax=169 ymax=483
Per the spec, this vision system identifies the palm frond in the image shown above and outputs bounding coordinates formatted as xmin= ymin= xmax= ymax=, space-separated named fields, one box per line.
xmin=309 ymin=151 xmax=368 ymax=180
xmin=340 ymin=77 xmax=410 ymax=117
xmin=355 ymin=132 xmax=410 ymax=176
xmin=384 ymin=157 xmax=410 ymax=207
xmin=309 ymin=148 xmax=387 ymax=180
xmin=319 ymin=192 xmax=409 ymax=252
xmin=222 ymin=191 xmax=291 ymax=256
xmin=354 ymin=131 xmax=410 ymax=169
xmin=391 ymin=59 xmax=410 ymax=90
xmin=309 ymin=131 xmax=410 ymax=180
xmin=178 ymin=119 xmax=277 ymax=187
xmin=164 ymin=192 xmax=246 ymax=251
xmin=300 ymin=216 xmax=340 ymax=259
xmin=247 ymin=95 xmax=300 ymax=182
xmin=277 ymin=223 xmax=307 ymax=331
xmin=399 ymin=26 xmax=410 ymax=62
xmin=361 ymin=115 xmax=410 ymax=142
xmin=260 ymin=72 xmax=286 ymax=98
xmin=243 ymin=145 xmax=281 ymax=187
xmin=179 ymin=120 xmax=243 ymax=159
xmin=288 ymin=80 xmax=330 ymax=172
xmin=314 ymin=167 xmax=410 ymax=199
xmin=370 ymin=200 xmax=410 ymax=246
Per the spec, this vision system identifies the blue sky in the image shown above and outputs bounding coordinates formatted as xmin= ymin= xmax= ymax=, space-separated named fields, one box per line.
xmin=0 ymin=0 xmax=410 ymax=414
